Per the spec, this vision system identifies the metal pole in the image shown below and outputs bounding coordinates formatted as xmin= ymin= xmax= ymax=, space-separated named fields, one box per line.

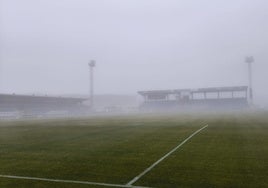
xmin=248 ymin=62 xmax=253 ymax=103
xmin=245 ymin=56 xmax=254 ymax=106
xmin=90 ymin=65 xmax=93 ymax=108
xmin=88 ymin=60 xmax=96 ymax=109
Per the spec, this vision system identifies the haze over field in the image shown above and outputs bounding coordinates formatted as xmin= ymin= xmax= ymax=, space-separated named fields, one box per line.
xmin=0 ymin=0 xmax=268 ymax=106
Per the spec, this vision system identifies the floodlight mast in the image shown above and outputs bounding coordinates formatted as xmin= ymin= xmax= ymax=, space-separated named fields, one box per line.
xmin=88 ymin=60 xmax=96 ymax=109
xmin=245 ymin=56 xmax=254 ymax=106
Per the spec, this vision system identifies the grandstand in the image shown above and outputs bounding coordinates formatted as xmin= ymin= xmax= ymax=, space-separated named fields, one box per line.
xmin=138 ymin=86 xmax=248 ymax=111
xmin=0 ymin=94 xmax=88 ymax=118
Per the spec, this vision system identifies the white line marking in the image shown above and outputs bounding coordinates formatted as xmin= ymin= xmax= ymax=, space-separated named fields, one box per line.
xmin=126 ymin=124 xmax=208 ymax=186
xmin=0 ymin=174 xmax=152 ymax=188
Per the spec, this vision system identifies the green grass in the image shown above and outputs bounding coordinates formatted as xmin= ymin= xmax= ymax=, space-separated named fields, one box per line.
xmin=0 ymin=113 xmax=267 ymax=188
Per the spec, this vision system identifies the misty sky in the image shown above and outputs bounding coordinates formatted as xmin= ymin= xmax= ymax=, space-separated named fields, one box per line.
xmin=0 ymin=0 xmax=268 ymax=105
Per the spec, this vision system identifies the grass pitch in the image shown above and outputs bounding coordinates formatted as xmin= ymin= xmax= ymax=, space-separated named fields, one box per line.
xmin=0 ymin=113 xmax=267 ymax=188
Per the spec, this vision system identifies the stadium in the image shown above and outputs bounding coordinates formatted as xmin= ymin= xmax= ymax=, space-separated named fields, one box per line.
xmin=138 ymin=86 xmax=249 ymax=111
xmin=1 ymin=1 xmax=267 ymax=188
xmin=0 ymin=94 xmax=88 ymax=119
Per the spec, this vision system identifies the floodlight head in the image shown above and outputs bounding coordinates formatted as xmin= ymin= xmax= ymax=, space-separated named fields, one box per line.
xmin=245 ymin=56 xmax=254 ymax=63
xmin=89 ymin=60 xmax=96 ymax=67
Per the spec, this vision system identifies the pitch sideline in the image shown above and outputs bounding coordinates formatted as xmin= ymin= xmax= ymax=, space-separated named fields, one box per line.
xmin=126 ymin=124 xmax=209 ymax=186
xmin=0 ymin=174 xmax=152 ymax=188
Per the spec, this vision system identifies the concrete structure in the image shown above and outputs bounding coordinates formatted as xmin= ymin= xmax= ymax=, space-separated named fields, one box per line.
xmin=138 ymin=86 xmax=248 ymax=111
xmin=0 ymin=94 xmax=87 ymax=118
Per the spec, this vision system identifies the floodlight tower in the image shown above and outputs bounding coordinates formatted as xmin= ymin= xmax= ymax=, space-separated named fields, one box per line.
xmin=245 ymin=56 xmax=254 ymax=106
xmin=88 ymin=60 xmax=96 ymax=109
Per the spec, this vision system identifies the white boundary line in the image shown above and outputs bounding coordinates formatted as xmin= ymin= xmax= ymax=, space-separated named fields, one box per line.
xmin=0 ymin=174 xmax=152 ymax=188
xmin=126 ymin=124 xmax=209 ymax=186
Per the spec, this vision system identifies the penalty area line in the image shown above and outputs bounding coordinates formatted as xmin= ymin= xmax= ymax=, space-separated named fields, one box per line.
xmin=0 ymin=174 xmax=152 ymax=188
xmin=126 ymin=124 xmax=209 ymax=186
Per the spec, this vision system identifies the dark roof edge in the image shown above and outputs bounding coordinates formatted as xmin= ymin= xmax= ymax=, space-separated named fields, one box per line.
xmin=138 ymin=86 xmax=248 ymax=95
xmin=0 ymin=93 xmax=88 ymax=101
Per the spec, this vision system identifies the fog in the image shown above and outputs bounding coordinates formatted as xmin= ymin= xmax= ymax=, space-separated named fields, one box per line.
xmin=0 ymin=0 xmax=268 ymax=107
